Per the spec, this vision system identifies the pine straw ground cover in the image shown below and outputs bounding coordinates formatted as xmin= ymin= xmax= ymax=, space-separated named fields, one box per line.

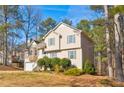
xmin=0 ymin=65 xmax=21 ymax=71
xmin=0 ymin=71 xmax=124 ymax=87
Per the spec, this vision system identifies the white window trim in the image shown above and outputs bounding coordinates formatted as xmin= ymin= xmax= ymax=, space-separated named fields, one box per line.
xmin=67 ymin=35 xmax=75 ymax=44
xmin=48 ymin=38 xmax=55 ymax=46
xmin=68 ymin=50 xmax=76 ymax=59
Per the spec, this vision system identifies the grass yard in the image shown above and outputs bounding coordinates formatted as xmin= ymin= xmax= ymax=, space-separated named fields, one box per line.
xmin=0 ymin=71 xmax=124 ymax=87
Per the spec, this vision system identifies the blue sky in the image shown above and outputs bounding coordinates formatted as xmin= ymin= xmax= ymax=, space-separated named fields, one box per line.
xmin=35 ymin=5 xmax=99 ymax=26
xmin=20 ymin=5 xmax=101 ymax=43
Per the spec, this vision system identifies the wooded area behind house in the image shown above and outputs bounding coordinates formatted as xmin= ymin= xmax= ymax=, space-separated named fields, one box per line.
xmin=0 ymin=5 xmax=124 ymax=82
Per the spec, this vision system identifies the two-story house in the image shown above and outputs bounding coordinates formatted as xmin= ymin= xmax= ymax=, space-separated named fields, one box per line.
xmin=36 ymin=22 xmax=94 ymax=69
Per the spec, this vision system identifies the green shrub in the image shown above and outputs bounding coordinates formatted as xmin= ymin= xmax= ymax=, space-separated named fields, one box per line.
xmin=70 ymin=65 xmax=76 ymax=68
xmin=51 ymin=57 xmax=61 ymax=66
xmin=60 ymin=58 xmax=71 ymax=69
xmin=83 ymin=59 xmax=96 ymax=75
xmin=0 ymin=62 xmax=3 ymax=65
xmin=54 ymin=64 xmax=61 ymax=73
xmin=50 ymin=57 xmax=61 ymax=71
xmin=37 ymin=56 xmax=52 ymax=70
xmin=43 ymin=56 xmax=51 ymax=68
xmin=37 ymin=58 xmax=45 ymax=68
xmin=37 ymin=56 xmax=72 ymax=72
xmin=64 ymin=68 xmax=82 ymax=76
xmin=99 ymin=79 xmax=112 ymax=86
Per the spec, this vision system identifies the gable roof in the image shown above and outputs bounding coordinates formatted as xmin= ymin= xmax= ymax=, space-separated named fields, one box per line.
xmin=42 ymin=22 xmax=62 ymax=39
xmin=37 ymin=41 xmax=46 ymax=49
xmin=42 ymin=22 xmax=93 ymax=43
xmin=28 ymin=40 xmax=40 ymax=48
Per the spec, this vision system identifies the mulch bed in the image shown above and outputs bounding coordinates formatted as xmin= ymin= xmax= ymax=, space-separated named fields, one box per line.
xmin=0 ymin=65 xmax=21 ymax=71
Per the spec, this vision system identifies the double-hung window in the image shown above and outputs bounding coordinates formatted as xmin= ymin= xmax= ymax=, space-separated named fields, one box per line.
xmin=68 ymin=50 xmax=76 ymax=59
xmin=48 ymin=38 xmax=55 ymax=46
xmin=67 ymin=35 xmax=75 ymax=44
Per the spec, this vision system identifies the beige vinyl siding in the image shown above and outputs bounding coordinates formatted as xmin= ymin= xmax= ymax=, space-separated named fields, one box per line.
xmin=44 ymin=32 xmax=60 ymax=51
xmin=54 ymin=24 xmax=81 ymax=50
xmin=49 ymin=52 xmax=57 ymax=58
xmin=48 ymin=38 xmax=55 ymax=46
xmin=44 ymin=24 xmax=81 ymax=51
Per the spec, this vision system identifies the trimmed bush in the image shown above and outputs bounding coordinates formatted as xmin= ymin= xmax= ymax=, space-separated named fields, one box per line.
xmin=37 ymin=57 xmax=62 ymax=71
xmin=51 ymin=57 xmax=61 ymax=71
xmin=37 ymin=58 xmax=45 ymax=68
xmin=43 ymin=56 xmax=51 ymax=68
xmin=64 ymin=68 xmax=82 ymax=76
xmin=60 ymin=58 xmax=71 ymax=69
xmin=37 ymin=56 xmax=52 ymax=70
xmin=37 ymin=56 xmax=73 ymax=73
xmin=51 ymin=57 xmax=61 ymax=66
xmin=83 ymin=59 xmax=95 ymax=75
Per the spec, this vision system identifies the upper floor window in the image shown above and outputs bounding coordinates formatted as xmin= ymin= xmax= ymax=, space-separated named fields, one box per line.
xmin=50 ymin=52 xmax=57 ymax=58
xmin=68 ymin=50 xmax=76 ymax=59
xmin=48 ymin=38 xmax=55 ymax=46
xmin=67 ymin=35 xmax=75 ymax=44
xmin=35 ymin=50 xmax=37 ymax=56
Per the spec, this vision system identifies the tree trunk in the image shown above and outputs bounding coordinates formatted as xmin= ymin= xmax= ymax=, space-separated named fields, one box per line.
xmin=2 ymin=32 xmax=5 ymax=65
xmin=98 ymin=52 xmax=102 ymax=75
xmin=112 ymin=52 xmax=116 ymax=78
xmin=3 ymin=6 xmax=8 ymax=66
xmin=119 ymin=14 xmax=124 ymax=76
xmin=3 ymin=28 xmax=8 ymax=66
xmin=26 ymin=34 xmax=28 ymax=49
xmin=4 ymin=30 xmax=8 ymax=66
xmin=114 ymin=14 xmax=124 ymax=82
xmin=104 ymin=5 xmax=113 ymax=78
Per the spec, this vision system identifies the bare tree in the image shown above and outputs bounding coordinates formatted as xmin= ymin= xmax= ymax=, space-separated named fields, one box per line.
xmin=104 ymin=5 xmax=114 ymax=78
xmin=19 ymin=6 xmax=40 ymax=49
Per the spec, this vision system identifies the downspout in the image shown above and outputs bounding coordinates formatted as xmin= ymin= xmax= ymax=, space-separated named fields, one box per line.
xmin=59 ymin=35 xmax=62 ymax=50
